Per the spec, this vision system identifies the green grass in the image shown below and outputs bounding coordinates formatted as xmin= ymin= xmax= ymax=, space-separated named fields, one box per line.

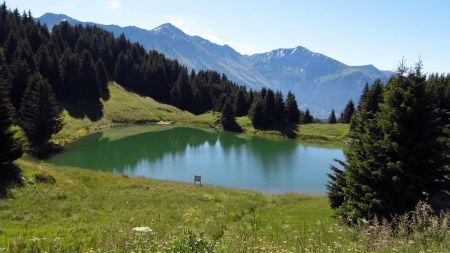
xmin=52 ymin=82 xmax=349 ymax=146
xmin=298 ymin=123 xmax=350 ymax=146
xmin=236 ymin=116 xmax=349 ymax=146
xmin=1 ymin=160 xmax=448 ymax=252
xmin=52 ymin=83 xmax=220 ymax=145
xmin=2 ymin=83 xmax=445 ymax=252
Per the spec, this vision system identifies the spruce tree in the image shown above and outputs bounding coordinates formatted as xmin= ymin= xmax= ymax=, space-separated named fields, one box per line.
xmin=301 ymin=108 xmax=313 ymax=124
xmin=249 ymin=97 xmax=264 ymax=127
xmin=79 ymin=50 xmax=99 ymax=101
xmin=274 ymin=91 xmax=286 ymax=121
xmin=338 ymin=111 xmax=344 ymax=123
xmin=331 ymin=62 xmax=449 ymax=221
xmin=285 ymin=91 xmax=300 ymax=124
xmin=170 ymin=69 xmax=194 ymax=111
xmin=233 ymin=89 xmax=248 ymax=117
xmin=262 ymin=88 xmax=276 ymax=125
xmin=59 ymin=48 xmax=79 ymax=102
xmin=328 ymin=109 xmax=337 ymax=124
xmin=342 ymin=100 xmax=355 ymax=123
xmin=0 ymin=79 xmax=23 ymax=191
xmin=357 ymin=82 xmax=369 ymax=112
xmin=95 ymin=59 xmax=109 ymax=99
xmin=10 ymin=59 xmax=31 ymax=109
xmin=20 ymin=73 xmax=63 ymax=157
xmin=221 ymin=98 xmax=239 ymax=131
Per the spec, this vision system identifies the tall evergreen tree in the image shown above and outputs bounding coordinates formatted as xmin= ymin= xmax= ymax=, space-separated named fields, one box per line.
xmin=170 ymin=69 xmax=193 ymax=111
xmin=357 ymin=82 xmax=370 ymax=112
xmin=330 ymin=62 xmax=449 ymax=221
xmin=10 ymin=59 xmax=31 ymax=109
xmin=95 ymin=58 xmax=109 ymax=99
xmin=328 ymin=109 xmax=337 ymax=124
xmin=301 ymin=108 xmax=314 ymax=124
xmin=0 ymin=79 xmax=22 ymax=192
xmin=262 ymin=88 xmax=276 ymax=124
xmin=59 ymin=48 xmax=79 ymax=102
xmin=221 ymin=98 xmax=239 ymax=132
xmin=274 ymin=91 xmax=286 ymax=121
xmin=285 ymin=91 xmax=300 ymax=124
xmin=342 ymin=100 xmax=355 ymax=123
xmin=79 ymin=50 xmax=99 ymax=100
xmin=233 ymin=89 xmax=248 ymax=117
xmin=19 ymin=73 xmax=63 ymax=157
xmin=249 ymin=97 xmax=264 ymax=127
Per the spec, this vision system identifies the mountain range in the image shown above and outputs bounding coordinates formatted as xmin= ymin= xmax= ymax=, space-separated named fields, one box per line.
xmin=38 ymin=13 xmax=392 ymax=117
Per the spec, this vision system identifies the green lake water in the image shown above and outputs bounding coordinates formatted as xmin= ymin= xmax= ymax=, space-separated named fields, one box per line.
xmin=47 ymin=126 xmax=345 ymax=194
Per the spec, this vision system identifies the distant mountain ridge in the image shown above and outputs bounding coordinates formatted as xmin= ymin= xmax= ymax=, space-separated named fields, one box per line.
xmin=38 ymin=13 xmax=392 ymax=117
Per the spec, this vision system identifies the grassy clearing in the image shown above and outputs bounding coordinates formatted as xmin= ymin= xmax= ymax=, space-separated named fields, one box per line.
xmin=52 ymin=83 xmax=219 ymax=145
xmin=0 ymin=160 xmax=448 ymax=252
xmin=53 ymin=82 xmax=349 ymax=146
xmin=236 ymin=116 xmax=349 ymax=146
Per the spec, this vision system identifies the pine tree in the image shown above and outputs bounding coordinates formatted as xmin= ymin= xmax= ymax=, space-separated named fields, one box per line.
xmin=357 ymin=82 xmax=369 ymax=112
xmin=338 ymin=111 xmax=344 ymax=123
xmin=274 ymin=91 xmax=286 ymax=121
xmin=342 ymin=100 xmax=355 ymax=123
xmin=0 ymin=79 xmax=23 ymax=191
xmin=262 ymin=88 xmax=276 ymax=125
xmin=79 ymin=50 xmax=100 ymax=101
xmin=301 ymin=108 xmax=314 ymax=124
xmin=331 ymin=61 xmax=449 ymax=221
xmin=36 ymin=45 xmax=61 ymax=95
xmin=95 ymin=58 xmax=109 ymax=99
xmin=233 ymin=89 xmax=248 ymax=117
xmin=360 ymin=79 xmax=384 ymax=115
xmin=20 ymin=73 xmax=63 ymax=157
xmin=249 ymin=97 xmax=264 ymax=127
xmin=326 ymin=160 xmax=347 ymax=209
xmin=285 ymin=91 xmax=300 ymax=124
xmin=59 ymin=48 xmax=79 ymax=102
xmin=328 ymin=109 xmax=337 ymax=124
xmin=170 ymin=69 xmax=194 ymax=111
xmin=221 ymin=98 xmax=239 ymax=131
xmin=10 ymin=59 xmax=31 ymax=109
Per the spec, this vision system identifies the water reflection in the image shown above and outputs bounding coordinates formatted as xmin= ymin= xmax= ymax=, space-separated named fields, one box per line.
xmin=48 ymin=127 xmax=344 ymax=194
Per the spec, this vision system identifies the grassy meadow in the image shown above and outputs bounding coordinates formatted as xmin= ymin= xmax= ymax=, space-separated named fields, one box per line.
xmin=1 ymin=160 xmax=448 ymax=252
xmin=1 ymin=83 xmax=448 ymax=252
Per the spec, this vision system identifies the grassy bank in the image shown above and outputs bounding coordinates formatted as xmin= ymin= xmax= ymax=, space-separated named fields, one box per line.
xmin=236 ymin=117 xmax=349 ymax=146
xmin=1 ymin=160 xmax=448 ymax=252
xmin=54 ymin=82 xmax=349 ymax=146
xmin=52 ymin=83 xmax=218 ymax=145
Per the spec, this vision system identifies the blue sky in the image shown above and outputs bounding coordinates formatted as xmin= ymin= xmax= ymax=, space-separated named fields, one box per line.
xmin=6 ymin=0 xmax=450 ymax=73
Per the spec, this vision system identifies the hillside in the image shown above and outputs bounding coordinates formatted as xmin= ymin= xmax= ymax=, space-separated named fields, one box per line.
xmin=52 ymin=82 xmax=218 ymax=145
xmin=38 ymin=13 xmax=392 ymax=117
xmin=50 ymin=82 xmax=349 ymax=146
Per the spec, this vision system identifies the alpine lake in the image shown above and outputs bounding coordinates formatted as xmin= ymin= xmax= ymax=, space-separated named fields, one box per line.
xmin=48 ymin=126 xmax=345 ymax=194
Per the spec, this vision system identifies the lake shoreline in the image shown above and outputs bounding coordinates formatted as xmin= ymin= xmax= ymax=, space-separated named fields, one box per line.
xmin=47 ymin=126 xmax=345 ymax=194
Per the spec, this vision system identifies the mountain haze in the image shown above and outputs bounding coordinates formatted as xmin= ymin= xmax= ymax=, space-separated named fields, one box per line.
xmin=38 ymin=13 xmax=392 ymax=117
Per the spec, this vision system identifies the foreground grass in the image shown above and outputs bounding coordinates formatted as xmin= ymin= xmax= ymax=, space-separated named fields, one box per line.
xmin=0 ymin=160 xmax=448 ymax=252
xmin=53 ymin=82 xmax=349 ymax=146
